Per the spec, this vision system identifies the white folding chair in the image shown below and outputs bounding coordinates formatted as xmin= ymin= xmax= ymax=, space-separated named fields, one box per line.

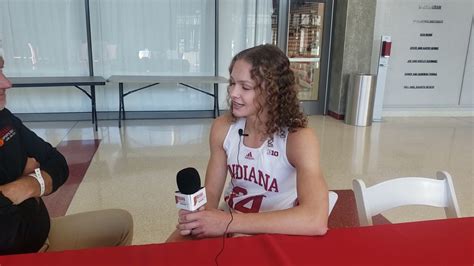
xmin=352 ymin=171 xmax=460 ymax=226
xmin=328 ymin=191 xmax=338 ymax=215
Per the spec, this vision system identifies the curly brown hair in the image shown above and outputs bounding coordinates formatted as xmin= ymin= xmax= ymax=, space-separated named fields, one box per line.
xmin=227 ymin=44 xmax=307 ymax=137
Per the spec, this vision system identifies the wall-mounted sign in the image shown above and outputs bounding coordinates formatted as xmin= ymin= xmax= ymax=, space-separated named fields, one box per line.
xmin=378 ymin=0 xmax=471 ymax=107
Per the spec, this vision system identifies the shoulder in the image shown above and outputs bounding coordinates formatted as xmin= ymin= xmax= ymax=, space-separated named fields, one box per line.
xmin=212 ymin=112 xmax=233 ymax=129
xmin=1 ymin=108 xmax=17 ymax=121
xmin=210 ymin=112 xmax=234 ymax=146
xmin=211 ymin=112 xmax=233 ymax=134
xmin=287 ymin=127 xmax=319 ymax=147
xmin=1 ymin=109 xmax=24 ymax=129
xmin=286 ymin=127 xmax=320 ymax=167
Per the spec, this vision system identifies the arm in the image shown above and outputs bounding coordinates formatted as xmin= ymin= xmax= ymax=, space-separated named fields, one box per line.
xmin=0 ymin=120 xmax=68 ymax=204
xmin=0 ymin=170 xmax=54 ymax=205
xmin=203 ymin=114 xmax=232 ymax=209
xmin=19 ymin=122 xmax=69 ymax=193
xmin=179 ymin=127 xmax=328 ymax=237
xmin=175 ymin=114 xmax=230 ymax=237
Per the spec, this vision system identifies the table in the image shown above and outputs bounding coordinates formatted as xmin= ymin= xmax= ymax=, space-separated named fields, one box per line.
xmin=2 ymin=217 xmax=472 ymax=265
xmin=107 ymin=75 xmax=229 ymax=128
xmin=10 ymin=76 xmax=106 ymax=131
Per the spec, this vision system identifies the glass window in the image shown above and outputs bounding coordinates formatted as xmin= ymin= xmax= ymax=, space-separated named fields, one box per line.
xmin=90 ymin=0 xmax=215 ymax=76
xmin=0 ymin=0 xmax=88 ymax=76
xmin=287 ymin=0 xmax=325 ymax=100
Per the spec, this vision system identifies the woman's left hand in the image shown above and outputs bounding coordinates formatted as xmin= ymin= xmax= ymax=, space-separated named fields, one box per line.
xmin=177 ymin=208 xmax=232 ymax=238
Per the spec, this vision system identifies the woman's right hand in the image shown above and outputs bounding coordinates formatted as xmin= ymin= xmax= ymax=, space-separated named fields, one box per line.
xmin=177 ymin=206 xmax=206 ymax=236
xmin=177 ymin=209 xmax=193 ymax=235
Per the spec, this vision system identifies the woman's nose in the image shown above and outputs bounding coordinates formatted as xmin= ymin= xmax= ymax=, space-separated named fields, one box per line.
xmin=229 ymin=85 xmax=240 ymax=99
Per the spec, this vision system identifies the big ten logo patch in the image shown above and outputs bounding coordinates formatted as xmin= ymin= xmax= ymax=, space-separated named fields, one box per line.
xmin=267 ymin=149 xmax=279 ymax=157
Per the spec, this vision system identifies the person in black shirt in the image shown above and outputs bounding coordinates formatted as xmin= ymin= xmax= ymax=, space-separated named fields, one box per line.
xmin=0 ymin=55 xmax=133 ymax=255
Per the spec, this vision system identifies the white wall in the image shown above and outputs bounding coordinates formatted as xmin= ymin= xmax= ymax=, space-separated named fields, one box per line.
xmin=372 ymin=0 xmax=473 ymax=116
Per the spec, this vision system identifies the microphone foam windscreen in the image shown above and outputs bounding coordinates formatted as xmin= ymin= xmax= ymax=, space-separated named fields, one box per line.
xmin=176 ymin=167 xmax=201 ymax=195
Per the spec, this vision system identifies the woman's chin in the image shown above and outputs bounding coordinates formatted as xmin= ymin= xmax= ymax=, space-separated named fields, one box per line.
xmin=232 ymin=109 xmax=246 ymax=117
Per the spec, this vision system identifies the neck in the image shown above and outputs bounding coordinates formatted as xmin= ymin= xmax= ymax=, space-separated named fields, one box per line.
xmin=244 ymin=116 xmax=267 ymax=139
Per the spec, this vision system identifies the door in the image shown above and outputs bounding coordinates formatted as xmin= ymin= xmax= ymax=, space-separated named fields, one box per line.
xmin=273 ymin=0 xmax=334 ymax=114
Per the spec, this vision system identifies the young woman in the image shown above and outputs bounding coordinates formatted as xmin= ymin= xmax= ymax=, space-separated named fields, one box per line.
xmin=167 ymin=44 xmax=328 ymax=241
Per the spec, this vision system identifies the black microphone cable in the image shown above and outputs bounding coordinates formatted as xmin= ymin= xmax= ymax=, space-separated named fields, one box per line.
xmin=215 ymin=128 xmax=245 ymax=266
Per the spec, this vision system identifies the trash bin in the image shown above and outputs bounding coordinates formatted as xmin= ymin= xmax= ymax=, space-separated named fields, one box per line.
xmin=344 ymin=74 xmax=376 ymax=126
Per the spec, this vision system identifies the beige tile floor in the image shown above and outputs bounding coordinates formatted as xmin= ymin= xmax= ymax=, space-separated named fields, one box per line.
xmin=25 ymin=115 xmax=473 ymax=245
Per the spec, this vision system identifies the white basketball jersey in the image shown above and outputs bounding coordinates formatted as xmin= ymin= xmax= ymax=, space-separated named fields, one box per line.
xmin=223 ymin=118 xmax=297 ymax=213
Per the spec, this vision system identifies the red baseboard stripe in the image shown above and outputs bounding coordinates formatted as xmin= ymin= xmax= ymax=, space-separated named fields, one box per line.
xmin=328 ymin=110 xmax=345 ymax=120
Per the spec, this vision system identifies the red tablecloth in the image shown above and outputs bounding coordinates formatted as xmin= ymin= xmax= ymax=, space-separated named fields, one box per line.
xmin=2 ymin=217 xmax=472 ymax=265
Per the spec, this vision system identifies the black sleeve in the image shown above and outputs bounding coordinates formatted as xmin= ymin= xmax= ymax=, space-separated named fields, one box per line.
xmin=14 ymin=117 xmax=69 ymax=192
